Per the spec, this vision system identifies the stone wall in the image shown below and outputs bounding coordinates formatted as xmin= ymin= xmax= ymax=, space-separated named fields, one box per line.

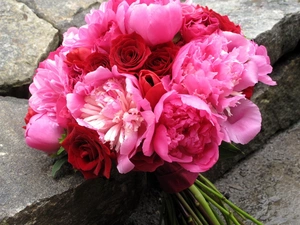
xmin=1 ymin=0 xmax=300 ymax=224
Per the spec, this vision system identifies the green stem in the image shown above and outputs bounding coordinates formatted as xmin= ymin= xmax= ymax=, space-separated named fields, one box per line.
xmin=198 ymin=189 xmax=241 ymax=225
xmin=163 ymin=192 xmax=180 ymax=225
xmin=176 ymin=192 xmax=203 ymax=225
xmin=189 ymin=185 xmax=221 ymax=225
xmin=195 ymin=179 xmax=263 ymax=225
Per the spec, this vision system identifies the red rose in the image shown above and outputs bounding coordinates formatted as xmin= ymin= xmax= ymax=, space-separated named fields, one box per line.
xmin=84 ymin=52 xmax=111 ymax=73
xmin=181 ymin=4 xmax=220 ymax=42
xmin=138 ymin=70 xmax=167 ymax=109
xmin=109 ymin=32 xmax=151 ymax=74
xmin=202 ymin=6 xmax=241 ymax=34
xmin=65 ymin=47 xmax=91 ymax=72
xmin=144 ymin=42 xmax=179 ymax=77
xmin=61 ymin=122 xmax=116 ymax=179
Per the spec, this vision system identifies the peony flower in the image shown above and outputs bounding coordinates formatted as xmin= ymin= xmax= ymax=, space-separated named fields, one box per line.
xmin=221 ymin=99 xmax=262 ymax=144
xmin=171 ymin=31 xmax=276 ymax=113
xmin=29 ymin=52 xmax=71 ymax=128
xmin=72 ymin=8 xmax=121 ymax=52
xmin=124 ymin=0 xmax=183 ymax=45
xmin=67 ymin=66 xmax=156 ymax=173
xmin=153 ymin=91 xmax=222 ymax=173
xmin=62 ymin=122 xmax=116 ymax=179
xmin=25 ymin=113 xmax=64 ymax=154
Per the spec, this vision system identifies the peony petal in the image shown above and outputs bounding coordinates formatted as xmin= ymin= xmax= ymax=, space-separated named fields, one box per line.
xmin=126 ymin=1 xmax=182 ymax=45
xmin=117 ymin=154 xmax=135 ymax=173
xmin=221 ymin=99 xmax=262 ymax=144
xmin=153 ymin=124 xmax=172 ymax=162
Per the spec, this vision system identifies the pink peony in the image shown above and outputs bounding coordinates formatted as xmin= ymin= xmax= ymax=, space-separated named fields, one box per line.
xmin=66 ymin=66 xmax=156 ymax=173
xmin=72 ymin=8 xmax=121 ymax=52
xmin=153 ymin=91 xmax=222 ymax=173
xmin=25 ymin=113 xmax=64 ymax=154
xmin=221 ymin=99 xmax=262 ymax=144
xmin=171 ymin=31 xmax=276 ymax=113
xmin=124 ymin=0 xmax=183 ymax=45
xmin=29 ymin=52 xmax=71 ymax=128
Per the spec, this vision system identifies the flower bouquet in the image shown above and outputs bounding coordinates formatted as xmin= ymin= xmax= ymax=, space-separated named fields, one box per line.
xmin=24 ymin=0 xmax=276 ymax=224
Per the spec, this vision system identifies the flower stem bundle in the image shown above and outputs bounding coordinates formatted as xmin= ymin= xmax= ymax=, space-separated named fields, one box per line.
xmin=161 ymin=174 xmax=263 ymax=225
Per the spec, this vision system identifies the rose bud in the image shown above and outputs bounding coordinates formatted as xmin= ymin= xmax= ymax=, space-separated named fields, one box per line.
xmin=25 ymin=113 xmax=64 ymax=154
xmin=138 ymin=70 xmax=166 ymax=109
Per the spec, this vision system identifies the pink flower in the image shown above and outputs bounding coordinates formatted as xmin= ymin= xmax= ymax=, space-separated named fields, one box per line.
xmin=67 ymin=66 xmax=155 ymax=173
xmin=221 ymin=99 xmax=262 ymax=144
xmin=25 ymin=113 xmax=64 ymax=154
xmin=29 ymin=52 xmax=71 ymax=128
xmin=72 ymin=8 xmax=121 ymax=52
xmin=124 ymin=0 xmax=182 ymax=45
xmin=171 ymin=31 xmax=276 ymax=112
xmin=153 ymin=91 xmax=222 ymax=173
xmin=180 ymin=4 xmax=220 ymax=42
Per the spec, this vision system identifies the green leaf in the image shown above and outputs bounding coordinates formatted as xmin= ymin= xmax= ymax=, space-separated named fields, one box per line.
xmin=219 ymin=142 xmax=244 ymax=160
xmin=57 ymin=146 xmax=65 ymax=155
xmin=58 ymin=131 xmax=67 ymax=144
xmin=52 ymin=157 xmax=67 ymax=178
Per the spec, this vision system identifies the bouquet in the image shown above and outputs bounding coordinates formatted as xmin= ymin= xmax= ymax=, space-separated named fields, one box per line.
xmin=24 ymin=0 xmax=276 ymax=224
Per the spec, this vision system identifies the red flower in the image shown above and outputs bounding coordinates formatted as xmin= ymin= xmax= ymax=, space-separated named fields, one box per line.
xmin=144 ymin=42 xmax=179 ymax=77
xmin=61 ymin=122 xmax=116 ymax=179
xmin=130 ymin=146 xmax=164 ymax=172
xmin=202 ymin=6 xmax=241 ymax=34
xmin=155 ymin=162 xmax=199 ymax=193
xmin=84 ymin=52 xmax=111 ymax=73
xmin=109 ymin=32 xmax=151 ymax=74
xmin=242 ymin=86 xmax=254 ymax=99
xmin=24 ymin=106 xmax=38 ymax=126
xmin=138 ymin=70 xmax=167 ymax=109
xmin=65 ymin=47 xmax=91 ymax=72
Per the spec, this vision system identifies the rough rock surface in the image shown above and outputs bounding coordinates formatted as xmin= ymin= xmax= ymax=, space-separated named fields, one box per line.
xmin=0 ymin=0 xmax=59 ymax=96
xmin=1 ymin=0 xmax=300 ymax=224
xmin=215 ymin=116 xmax=300 ymax=225
xmin=0 ymin=96 xmax=146 ymax=225
xmin=17 ymin=0 xmax=102 ymax=34
xmin=195 ymin=0 xmax=300 ymax=64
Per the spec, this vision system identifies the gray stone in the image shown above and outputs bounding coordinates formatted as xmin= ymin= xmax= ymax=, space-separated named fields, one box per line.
xmin=214 ymin=118 xmax=300 ymax=224
xmin=18 ymin=0 xmax=102 ymax=34
xmin=0 ymin=96 xmax=146 ymax=225
xmin=194 ymin=0 xmax=300 ymax=64
xmin=0 ymin=0 xmax=59 ymax=96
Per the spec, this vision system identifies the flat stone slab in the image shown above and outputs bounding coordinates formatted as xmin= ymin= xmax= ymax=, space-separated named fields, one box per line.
xmin=195 ymin=0 xmax=300 ymax=64
xmin=0 ymin=0 xmax=59 ymax=95
xmin=18 ymin=0 xmax=102 ymax=33
xmin=0 ymin=96 xmax=146 ymax=225
xmin=215 ymin=119 xmax=300 ymax=224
